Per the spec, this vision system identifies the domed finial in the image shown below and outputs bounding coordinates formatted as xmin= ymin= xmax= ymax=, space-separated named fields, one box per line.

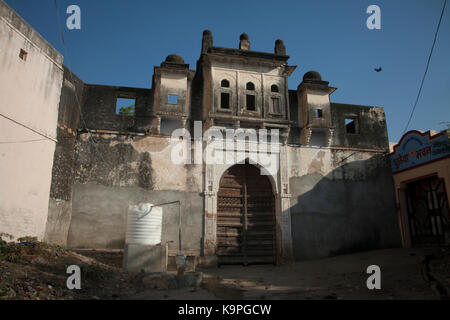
xmin=165 ymin=54 xmax=184 ymax=64
xmin=202 ymin=30 xmax=213 ymax=54
xmin=303 ymin=71 xmax=322 ymax=82
xmin=239 ymin=33 xmax=250 ymax=51
xmin=274 ymin=39 xmax=286 ymax=55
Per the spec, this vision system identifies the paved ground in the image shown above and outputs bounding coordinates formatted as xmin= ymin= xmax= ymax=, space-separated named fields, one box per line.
xmin=131 ymin=247 xmax=445 ymax=300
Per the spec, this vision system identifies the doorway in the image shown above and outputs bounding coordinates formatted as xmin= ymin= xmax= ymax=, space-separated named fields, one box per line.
xmin=216 ymin=163 xmax=276 ymax=265
xmin=405 ymin=176 xmax=449 ymax=246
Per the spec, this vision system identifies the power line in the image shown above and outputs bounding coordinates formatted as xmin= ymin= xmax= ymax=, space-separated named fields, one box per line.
xmin=403 ymin=0 xmax=447 ymax=134
xmin=52 ymin=0 xmax=114 ymax=171
xmin=0 ymin=139 xmax=49 ymax=144
xmin=0 ymin=113 xmax=57 ymax=142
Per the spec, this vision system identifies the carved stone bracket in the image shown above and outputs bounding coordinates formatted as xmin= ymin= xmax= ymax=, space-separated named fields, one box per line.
xmin=301 ymin=126 xmax=312 ymax=145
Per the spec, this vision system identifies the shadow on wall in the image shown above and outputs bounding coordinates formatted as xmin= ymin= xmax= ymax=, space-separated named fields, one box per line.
xmin=290 ymin=153 xmax=402 ymax=261
xmin=66 ymin=183 xmax=204 ymax=253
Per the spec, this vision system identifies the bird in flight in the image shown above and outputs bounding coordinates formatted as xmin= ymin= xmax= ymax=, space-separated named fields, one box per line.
xmin=374 ymin=67 xmax=382 ymax=72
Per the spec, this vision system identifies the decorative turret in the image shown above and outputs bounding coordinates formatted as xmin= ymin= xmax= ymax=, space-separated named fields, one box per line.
xmin=297 ymin=71 xmax=336 ymax=147
xmin=201 ymin=29 xmax=213 ymax=54
xmin=239 ymin=33 xmax=250 ymax=51
xmin=274 ymin=39 xmax=286 ymax=55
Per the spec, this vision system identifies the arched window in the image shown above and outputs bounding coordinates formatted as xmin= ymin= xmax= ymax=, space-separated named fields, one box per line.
xmin=246 ymin=82 xmax=255 ymax=91
xmin=271 ymin=84 xmax=279 ymax=93
xmin=221 ymin=79 xmax=230 ymax=88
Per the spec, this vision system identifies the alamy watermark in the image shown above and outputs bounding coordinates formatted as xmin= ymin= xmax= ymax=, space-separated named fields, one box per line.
xmin=366 ymin=5 xmax=381 ymax=30
xmin=66 ymin=5 xmax=81 ymax=30
xmin=66 ymin=265 xmax=81 ymax=289
xmin=366 ymin=265 xmax=381 ymax=290
xmin=168 ymin=121 xmax=280 ymax=176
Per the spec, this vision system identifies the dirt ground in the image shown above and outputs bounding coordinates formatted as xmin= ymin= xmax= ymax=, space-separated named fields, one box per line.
xmin=1 ymin=238 xmax=448 ymax=300
xmin=132 ymin=247 xmax=449 ymax=300
xmin=0 ymin=240 xmax=142 ymax=300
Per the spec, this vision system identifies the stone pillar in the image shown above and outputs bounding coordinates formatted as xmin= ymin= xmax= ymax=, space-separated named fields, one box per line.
xmin=280 ymin=194 xmax=294 ymax=263
xmin=326 ymin=128 xmax=334 ymax=147
xmin=203 ymin=191 xmax=217 ymax=257
xmin=301 ymin=126 xmax=312 ymax=145
xmin=279 ymin=144 xmax=294 ymax=263
xmin=203 ymin=164 xmax=217 ymax=259
xmin=150 ymin=116 xmax=161 ymax=135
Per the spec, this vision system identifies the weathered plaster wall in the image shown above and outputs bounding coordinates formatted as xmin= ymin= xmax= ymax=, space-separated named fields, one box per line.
xmin=160 ymin=72 xmax=188 ymax=114
xmin=0 ymin=0 xmax=63 ymax=240
xmin=44 ymin=67 xmax=83 ymax=245
xmin=288 ymin=146 xmax=401 ymax=261
xmin=331 ymin=103 xmax=389 ymax=150
xmin=81 ymin=85 xmax=152 ymax=132
xmin=67 ymin=134 xmax=203 ymax=252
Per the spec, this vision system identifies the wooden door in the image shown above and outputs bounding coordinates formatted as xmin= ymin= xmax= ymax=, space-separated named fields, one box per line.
xmin=216 ymin=164 xmax=275 ymax=265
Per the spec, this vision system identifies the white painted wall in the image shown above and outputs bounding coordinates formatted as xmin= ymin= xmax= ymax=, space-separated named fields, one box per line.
xmin=0 ymin=2 xmax=63 ymax=240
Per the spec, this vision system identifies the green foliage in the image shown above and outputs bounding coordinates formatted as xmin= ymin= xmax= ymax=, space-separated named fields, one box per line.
xmin=17 ymin=236 xmax=37 ymax=243
xmin=118 ymin=105 xmax=135 ymax=116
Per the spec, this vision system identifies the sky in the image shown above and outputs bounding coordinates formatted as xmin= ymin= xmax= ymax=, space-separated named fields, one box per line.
xmin=4 ymin=0 xmax=449 ymax=142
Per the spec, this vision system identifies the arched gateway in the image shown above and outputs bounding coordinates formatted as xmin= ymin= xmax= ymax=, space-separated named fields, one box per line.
xmin=216 ymin=163 xmax=276 ymax=265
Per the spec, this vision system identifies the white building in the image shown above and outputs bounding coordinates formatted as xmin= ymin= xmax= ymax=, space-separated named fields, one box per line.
xmin=0 ymin=0 xmax=63 ymax=240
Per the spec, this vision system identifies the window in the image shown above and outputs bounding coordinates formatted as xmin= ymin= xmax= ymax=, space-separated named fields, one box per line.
xmin=315 ymin=109 xmax=323 ymax=118
xmin=246 ymin=94 xmax=256 ymax=111
xmin=19 ymin=49 xmax=27 ymax=61
xmin=246 ymin=82 xmax=255 ymax=91
xmin=221 ymin=79 xmax=230 ymax=88
xmin=271 ymin=97 xmax=281 ymax=114
xmin=221 ymin=92 xmax=230 ymax=109
xmin=168 ymin=94 xmax=178 ymax=104
xmin=116 ymin=98 xmax=135 ymax=116
xmin=271 ymin=84 xmax=279 ymax=93
xmin=345 ymin=118 xmax=358 ymax=134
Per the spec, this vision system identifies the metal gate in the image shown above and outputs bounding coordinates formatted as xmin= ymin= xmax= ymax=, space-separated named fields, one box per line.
xmin=216 ymin=164 xmax=276 ymax=265
xmin=406 ymin=176 xmax=449 ymax=246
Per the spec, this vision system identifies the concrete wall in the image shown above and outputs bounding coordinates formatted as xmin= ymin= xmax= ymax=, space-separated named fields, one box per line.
xmin=0 ymin=0 xmax=63 ymax=240
xmin=67 ymin=134 xmax=204 ymax=253
xmin=288 ymin=146 xmax=401 ymax=261
xmin=68 ymin=184 xmax=203 ymax=251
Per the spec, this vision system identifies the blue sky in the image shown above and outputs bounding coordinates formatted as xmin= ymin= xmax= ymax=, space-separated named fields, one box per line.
xmin=5 ymin=0 xmax=449 ymax=142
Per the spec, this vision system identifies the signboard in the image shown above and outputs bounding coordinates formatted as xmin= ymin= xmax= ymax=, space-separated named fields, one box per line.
xmin=390 ymin=130 xmax=449 ymax=173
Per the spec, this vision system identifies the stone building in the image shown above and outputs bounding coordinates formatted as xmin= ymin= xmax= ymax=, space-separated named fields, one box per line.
xmin=46 ymin=30 xmax=401 ymax=264
xmin=0 ymin=0 xmax=401 ymax=264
